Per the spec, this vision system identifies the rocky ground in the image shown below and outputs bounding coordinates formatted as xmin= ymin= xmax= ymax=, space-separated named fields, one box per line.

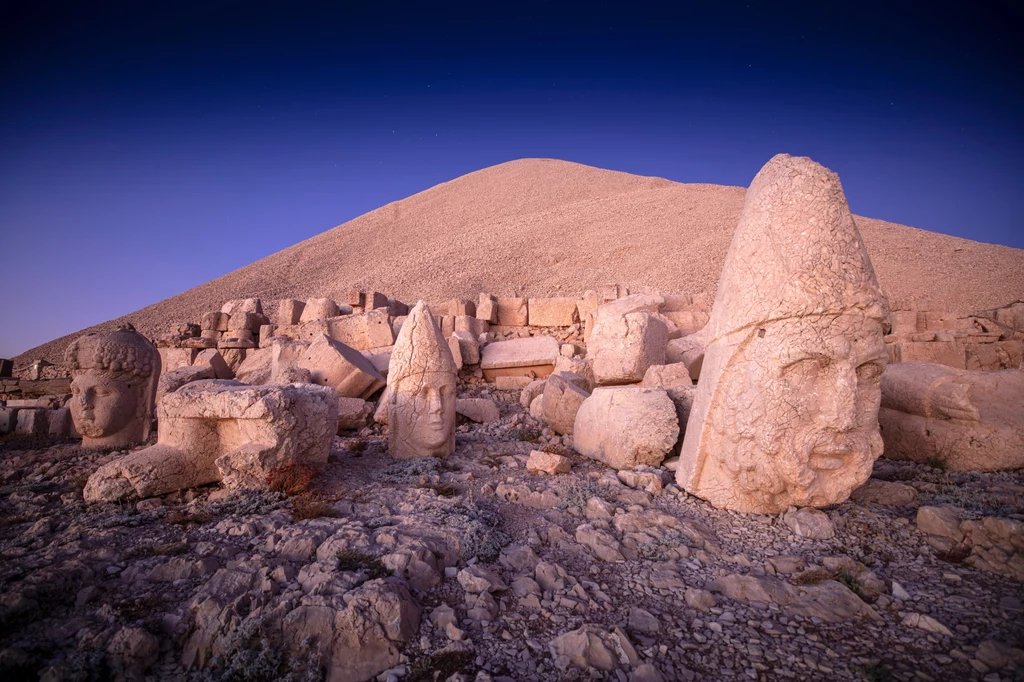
xmin=1 ymin=379 xmax=1022 ymax=682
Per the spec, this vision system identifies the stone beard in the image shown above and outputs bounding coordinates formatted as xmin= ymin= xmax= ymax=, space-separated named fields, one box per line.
xmin=702 ymin=313 xmax=886 ymax=510
xmin=66 ymin=330 xmax=160 ymax=449
xmin=389 ymin=370 xmax=456 ymax=458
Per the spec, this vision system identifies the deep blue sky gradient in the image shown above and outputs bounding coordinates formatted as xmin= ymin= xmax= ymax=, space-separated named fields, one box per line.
xmin=2 ymin=1 xmax=1022 ymax=358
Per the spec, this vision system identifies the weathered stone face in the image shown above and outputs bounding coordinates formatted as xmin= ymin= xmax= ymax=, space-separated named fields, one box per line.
xmin=70 ymin=372 xmax=141 ymax=440
xmin=387 ymin=301 xmax=457 ymax=459
xmin=700 ymin=314 xmax=886 ymax=510
xmin=65 ymin=328 xmax=160 ymax=449
xmin=678 ymin=154 xmax=889 ymax=513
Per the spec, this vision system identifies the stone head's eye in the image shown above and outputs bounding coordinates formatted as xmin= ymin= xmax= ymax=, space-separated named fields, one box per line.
xmin=856 ymin=362 xmax=883 ymax=381
xmin=783 ymin=357 xmax=823 ymax=377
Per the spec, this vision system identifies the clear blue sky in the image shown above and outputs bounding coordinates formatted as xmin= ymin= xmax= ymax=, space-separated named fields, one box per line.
xmin=1 ymin=0 xmax=1022 ymax=358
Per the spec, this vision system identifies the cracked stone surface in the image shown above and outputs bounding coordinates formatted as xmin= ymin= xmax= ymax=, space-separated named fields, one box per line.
xmin=678 ymin=154 xmax=890 ymax=514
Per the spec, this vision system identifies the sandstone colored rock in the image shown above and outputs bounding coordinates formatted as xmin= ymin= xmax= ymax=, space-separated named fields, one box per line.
xmin=282 ymin=579 xmax=420 ymax=682
xmin=527 ymin=449 xmax=571 ymax=474
xmin=677 ymin=154 xmax=890 ymax=513
xmin=496 ymin=297 xmax=529 ymax=326
xmin=66 ymin=328 xmax=161 ymax=450
xmin=268 ymin=338 xmax=310 ymax=383
xmin=480 ymin=335 xmax=560 ymax=380
xmin=233 ymin=347 xmax=272 ymax=385
xmin=589 ymin=295 xmax=668 ymax=385
xmin=849 ymin=479 xmax=918 ymax=506
xmin=783 ymin=507 xmax=835 ymax=540
xmin=277 ymin=298 xmax=306 ymax=326
xmin=552 ymin=355 xmax=595 ymax=391
xmin=665 ymin=327 xmax=707 ymax=381
xmin=221 ymin=298 xmax=263 ymax=317
xmin=447 ymin=334 xmax=464 ymax=371
xmin=520 ymin=379 xmax=547 ymax=408
xmin=387 ymin=302 xmax=457 ymax=459
xmin=528 ymin=297 xmax=580 ymax=327
xmin=47 ymin=407 xmax=75 ymax=439
xmin=529 ymin=395 xmax=544 ymax=419
xmin=573 ymin=387 xmax=679 ymax=470
xmin=541 ymin=371 xmax=591 ymax=435
xmin=477 ymin=293 xmax=498 ymax=323
xmin=83 ymin=381 xmax=337 ymax=502
xmin=548 ymin=624 xmax=639 ymax=672
xmin=640 ymin=363 xmax=693 ymax=390
xmin=299 ymin=297 xmax=340 ymax=323
xmin=879 ymin=362 xmax=1024 ymax=471
xmin=708 ymin=573 xmax=877 ymax=623
xmin=193 ymin=349 xmax=234 ymax=380
xmin=450 ymin=330 xmax=480 ymax=365
xmin=156 ymin=365 xmax=215 ymax=403
xmin=337 ymin=397 xmax=374 ymax=431
xmin=15 ymin=408 xmax=47 ymax=437
xmin=299 ymin=334 xmax=386 ymax=399
xmin=455 ymin=398 xmax=500 ymax=423
xmin=308 ymin=309 xmax=395 ymax=351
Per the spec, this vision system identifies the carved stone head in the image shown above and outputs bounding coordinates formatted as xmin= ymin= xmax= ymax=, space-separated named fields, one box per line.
xmin=65 ymin=327 xmax=161 ymax=449
xmin=677 ymin=154 xmax=890 ymax=513
xmin=387 ymin=301 xmax=457 ymax=459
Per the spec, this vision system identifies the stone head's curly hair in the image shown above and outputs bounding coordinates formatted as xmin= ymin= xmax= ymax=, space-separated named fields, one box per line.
xmin=65 ymin=329 xmax=159 ymax=386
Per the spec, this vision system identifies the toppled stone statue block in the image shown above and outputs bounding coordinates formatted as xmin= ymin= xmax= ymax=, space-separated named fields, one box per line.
xmin=67 ymin=328 xmax=161 ymax=450
xmin=387 ymin=302 xmax=457 ymax=459
xmin=299 ymin=334 xmax=386 ymax=399
xmin=480 ymin=336 xmax=560 ymax=380
xmin=677 ymin=154 xmax=889 ymax=513
xmin=83 ymin=381 xmax=337 ymax=502
xmin=880 ymin=362 xmax=1024 ymax=471
xmin=589 ymin=294 xmax=668 ymax=385
xmin=573 ymin=387 xmax=679 ymax=470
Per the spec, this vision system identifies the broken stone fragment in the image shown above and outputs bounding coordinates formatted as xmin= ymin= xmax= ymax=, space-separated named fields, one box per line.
xmin=528 ymin=297 xmax=580 ymax=327
xmin=337 ymin=397 xmax=373 ymax=431
xmin=496 ymin=297 xmax=529 ymax=326
xmin=573 ymin=387 xmax=679 ymax=470
xmin=548 ymin=624 xmax=639 ymax=672
xmin=455 ymin=398 xmax=500 ymax=423
xmin=276 ymin=298 xmax=306 ymax=326
xmin=450 ymin=330 xmax=480 ymax=365
xmin=541 ymin=371 xmax=590 ymax=435
xmin=299 ymin=298 xmax=340 ymax=323
xmin=526 ymin=450 xmax=571 ymax=475
xmin=588 ymin=294 xmax=668 ymax=386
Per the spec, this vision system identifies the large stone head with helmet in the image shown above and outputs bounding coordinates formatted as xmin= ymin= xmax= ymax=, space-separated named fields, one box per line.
xmin=387 ymin=301 xmax=457 ymax=459
xmin=65 ymin=326 xmax=161 ymax=449
xmin=676 ymin=154 xmax=890 ymax=513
